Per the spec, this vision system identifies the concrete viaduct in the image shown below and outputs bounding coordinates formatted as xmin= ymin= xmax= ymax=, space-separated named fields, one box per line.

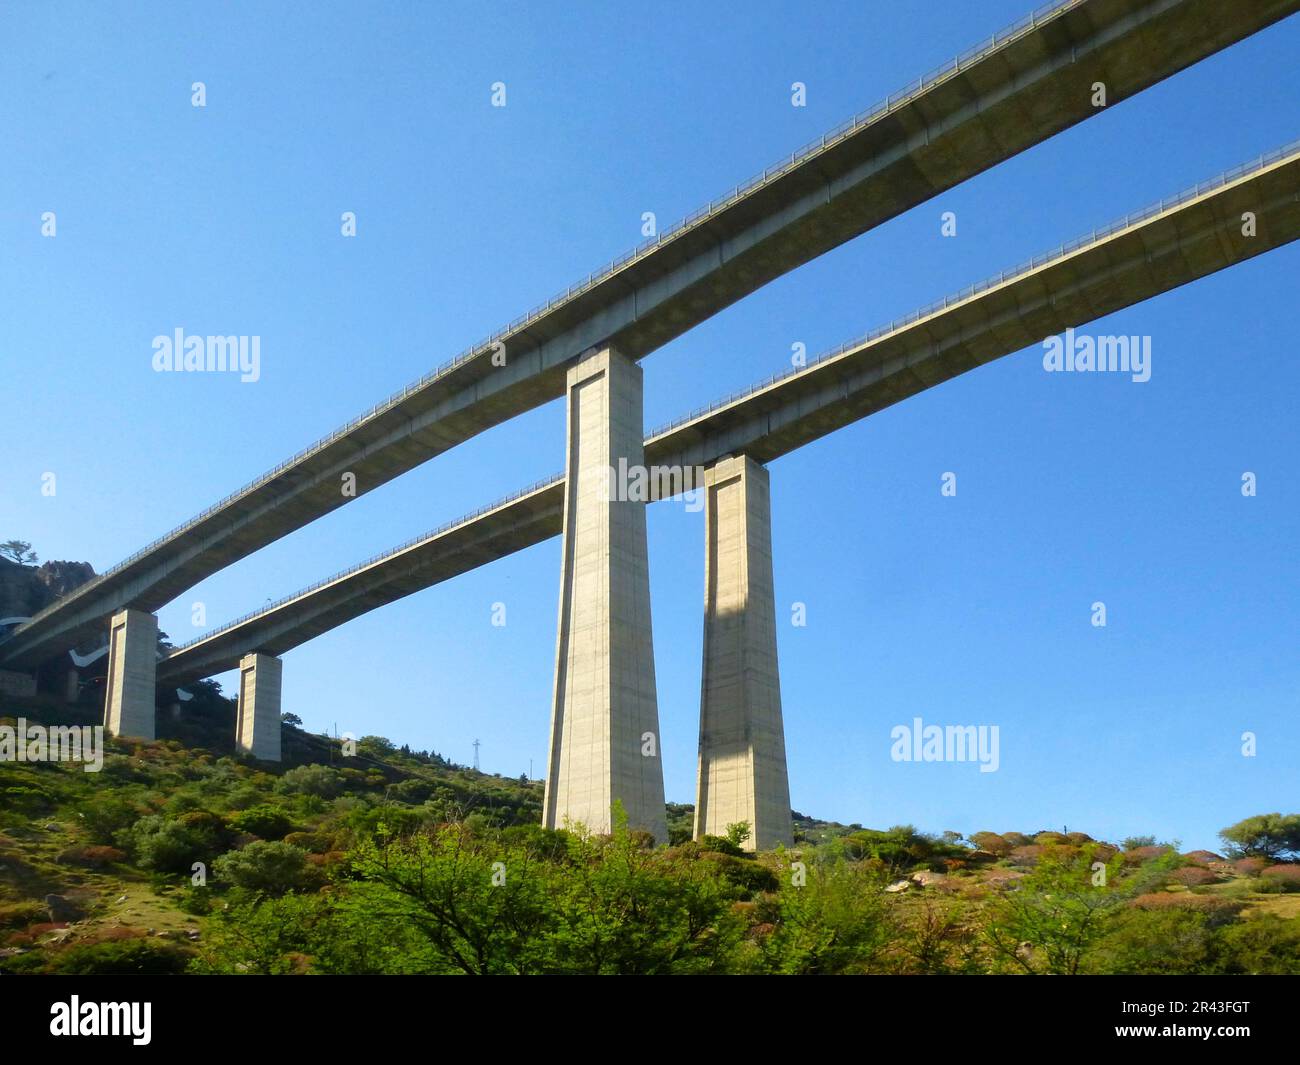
xmin=5 ymin=0 xmax=1299 ymax=847
xmin=4 ymin=0 xmax=1295 ymax=673
xmin=161 ymin=141 xmax=1300 ymax=843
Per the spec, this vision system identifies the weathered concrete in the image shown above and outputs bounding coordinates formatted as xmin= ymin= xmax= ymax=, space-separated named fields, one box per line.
xmin=9 ymin=0 xmax=1296 ymax=672
xmin=62 ymin=668 xmax=79 ymax=704
xmin=156 ymin=142 xmax=1300 ymax=687
xmin=235 ymin=652 xmax=282 ymax=762
xmin=695 ymin=456 xmax=792 ymax=851
xmin=103 ymin=609 xmax=157 ymax=740
xmin=543 ymin=348 xmax=667 ymax=841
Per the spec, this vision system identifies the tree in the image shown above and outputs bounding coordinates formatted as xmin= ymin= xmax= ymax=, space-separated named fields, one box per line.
xmin=280 ymin=712 xmax=303 ymax=728
xmin=984 ymin=845 xmax=1172 ymax=975
xmin=0 ymin=540 xmax=37 ymax=566
xmin=1218 ymin=813 xmax=1300 ymax=861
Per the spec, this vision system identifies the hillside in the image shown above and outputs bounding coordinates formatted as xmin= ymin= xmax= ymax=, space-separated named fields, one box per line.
xmin=2 ymin=687 xmax=1298 ymax=975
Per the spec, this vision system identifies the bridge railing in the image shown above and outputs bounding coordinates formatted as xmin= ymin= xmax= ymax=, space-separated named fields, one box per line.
xmin=647 ymin=137 xmax=1300 ymax=440
xmin=167 ymin=473 xmax=564 ymax=655
xmin=7 ymin=0 xmax=1084 ymax=640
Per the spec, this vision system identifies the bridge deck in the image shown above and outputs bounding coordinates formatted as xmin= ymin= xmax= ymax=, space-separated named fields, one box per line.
xmin=9 ymin=0 xmax=1296 ymax=670
xmin=157 ymin=142 xmax=1300 ymax=686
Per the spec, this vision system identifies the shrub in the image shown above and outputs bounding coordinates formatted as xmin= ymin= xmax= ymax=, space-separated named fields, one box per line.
xmin=1234 ymin=857 xmax=1267 ymax=876
xmin=176 ymin=810 xmax=231 ymax=849
xmin=1124 ymin=845 xmax=1175 ymax=865
xmin=122 ymin=816 xmax=208 ymax=875
xmin=1129 ymin=893 xmax=1244 ymax=927
xmin=212 ymin=841 xmax=315 ymax=896
xmin=1260 ymin=865 xmax=1300 ymax=891
xmin=2 ymin=785 xmax=52 ymax=812
xmin=78 ymin=796 xmax=141 ymax=844
xmin=1168 ymin=866 xmax=1219 ymax=888
xmin=276 ymin=764 xmax=342 ymax=798
xmin=1094 ymin=907 xmax=1212 ymax=975
xmin=391 ymin=778 xmax=434 ymax=803
xmin=51 ymin=938 xmax=192 ymax=975
xmin=697 ymin=851 xmax=780 ymax=894
xmin=228 ymin=805 xmax=293 ymax=840
xmin=699 ymin=834 xmax=744 ymax=858
xmin=57 ymin=845 xmax=126 ymax=869
xmin=283 ymin=831 xmax=331 ymax=854
xmin=1214 ymin=914 xmax=1300 ymax=975
xmin=178 ymin=884 xmax=215 ymax=915
xmin=1008 ymin=845 xmax=1046 ymax=867
xmin=969 ymin=832 xmax=1010 ymax=857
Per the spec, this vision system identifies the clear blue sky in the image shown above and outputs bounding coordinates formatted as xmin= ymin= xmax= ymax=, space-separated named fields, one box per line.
xmin=4 ymin=2 xmax=1298 ymax=851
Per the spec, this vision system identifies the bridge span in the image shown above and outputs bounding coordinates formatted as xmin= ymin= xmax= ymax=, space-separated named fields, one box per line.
xmin=131 ymin=138 xmax=1300 ymax=844
xmin=6 ymin=0 xmax=1295 ymax=672
xmin=157 ymin=141 xmax=1300 ymax=691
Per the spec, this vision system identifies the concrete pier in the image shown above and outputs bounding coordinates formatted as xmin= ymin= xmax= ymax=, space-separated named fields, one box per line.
xmin=235 ymin=652 xmax=283 ymax=762
xmin=543 ymin=347 xmax=667 ymax=841
xmin=695 ymin=455 xmax=792 ymax=851
xmin=103 ymin=609 xmax=158 ymax=740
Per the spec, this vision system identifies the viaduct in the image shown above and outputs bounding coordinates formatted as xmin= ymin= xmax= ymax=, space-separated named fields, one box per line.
xmin=4 ymin=0 xmax=1299 ymax=848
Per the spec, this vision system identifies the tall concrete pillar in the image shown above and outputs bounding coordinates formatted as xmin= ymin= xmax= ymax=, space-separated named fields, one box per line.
xmin=695 ymin=455 xmax=792 ymax=851
xmin=235 ymin=652 xmax=282 ymax=762
xmin=103 ymin=609 xmax=158 ymax=740
xmin=543 ymin=346 xmax=667 ymax=841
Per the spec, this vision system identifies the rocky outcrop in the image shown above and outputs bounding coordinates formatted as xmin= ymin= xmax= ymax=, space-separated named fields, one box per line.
xmin=0 ymin=558 xmax=95 ymax=621
xmin=35 ymin=560 xmax=95 ymax=600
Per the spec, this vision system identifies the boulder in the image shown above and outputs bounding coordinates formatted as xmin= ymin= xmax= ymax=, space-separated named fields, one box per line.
xmin=43 ymin=894 xmax=84 ymax=923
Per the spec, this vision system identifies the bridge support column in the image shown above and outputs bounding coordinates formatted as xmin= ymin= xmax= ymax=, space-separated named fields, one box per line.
xmin=235 ymin=652 xmax=282 ymax=762
xmin=695 ymin=455 xmax=792 ymax=851
xmin=103 ymin=609 xmax=157 ymax=740
xmin=543 ymin=346 xmax=667 ymax=841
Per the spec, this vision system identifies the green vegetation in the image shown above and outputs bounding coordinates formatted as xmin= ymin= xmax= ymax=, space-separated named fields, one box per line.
xmin=2 ymin=691 xmax=1297 ymax=975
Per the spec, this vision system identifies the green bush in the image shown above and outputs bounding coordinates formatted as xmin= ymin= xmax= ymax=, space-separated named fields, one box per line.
xmin=212 ymin=841 xmax=315 ymax=896
xmin=1213 ymin=914 xmax=1300 ymax=974
xmin=51 ymin=938 xmax=192 ymax=975
xmin=176 ymin=810 xmax=232 ymax=850
xmin=1260 ymin=865 xmax=1300 ymax=892
xmin=2 ymin=785 xmax=52 ymax=812
xmin=228 ymin=805 xmax=293 ymax=840
xmin=283 ymin=831 xmax=332 ymax=854
xmin=275 ymin=764 xmax=342 ymax=798
xmin=121 ymin=815 xmax=208 ymax=875
xmin=697 ymin=851 xmax=780 ymax=894
xmin=178 ymin=884 xmax=215 ymax=915
xmin=78 ymin=796 xmax=142 ymax=845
